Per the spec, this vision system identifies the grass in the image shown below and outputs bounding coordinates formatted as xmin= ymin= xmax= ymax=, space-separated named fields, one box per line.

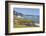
xmin=13 ymin=16 xmax=36 ymax=28
xmin=14 ymin=17 xmax=33 ymax=22
xmin=14 ymin=23 xmax=33 ymax=28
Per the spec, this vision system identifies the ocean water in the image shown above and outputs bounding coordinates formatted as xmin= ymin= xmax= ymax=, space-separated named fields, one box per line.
xmin=24 ymin=15 xmax=39 ymax=24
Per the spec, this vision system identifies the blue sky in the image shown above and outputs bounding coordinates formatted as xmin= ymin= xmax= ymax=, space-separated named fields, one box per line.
xmin=13 ymin=8 xmax=40 ymax=15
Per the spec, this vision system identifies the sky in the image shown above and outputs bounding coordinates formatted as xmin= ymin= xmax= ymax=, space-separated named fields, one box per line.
xmin=13 ymin=8 xmax=40 ymax=15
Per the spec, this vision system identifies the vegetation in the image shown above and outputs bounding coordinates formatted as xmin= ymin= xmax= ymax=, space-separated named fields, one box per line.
xmin=15 ymin=17 xmax=33 ymax=22
xmin=13 ymin=16 xmax=36 ymax=28
xmin=14 ymin=23 xmax=33 ymax=28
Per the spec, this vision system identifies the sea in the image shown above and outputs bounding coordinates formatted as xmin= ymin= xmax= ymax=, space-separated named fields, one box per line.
xmin=24 ymin=15 xmax=39 ymax=24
